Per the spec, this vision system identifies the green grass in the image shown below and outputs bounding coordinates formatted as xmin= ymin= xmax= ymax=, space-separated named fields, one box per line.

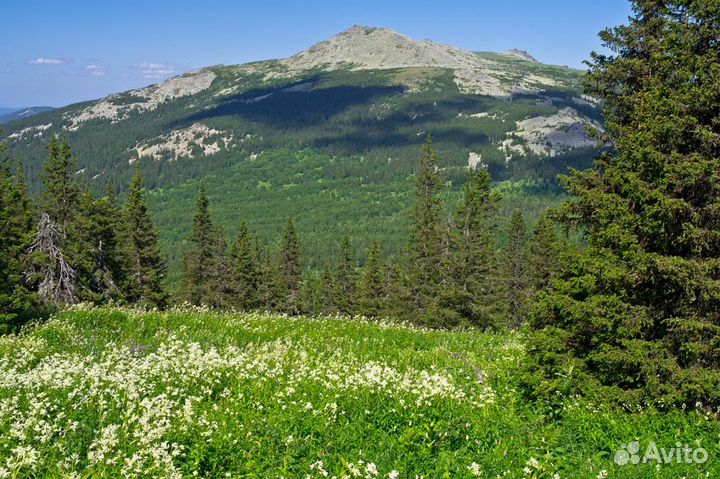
xmin=0 ymin=307 xmax=717 ymax=478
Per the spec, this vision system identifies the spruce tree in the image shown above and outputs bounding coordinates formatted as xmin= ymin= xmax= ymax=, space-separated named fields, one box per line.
xmin=358 ymin=240 xmax=384 ymax=318
xmin=255 ymin=239 xmax=280 ymax=311
xmin=124 ymin=167 xmax=167 ymax=308
xmin=319 ymin=265 xmax=338 ymax=314
xmin=278 ymin=217 xmax=302 ymax=314
xmin=74 ymin=191 xmax=124 ymax=302
xmin=526 ymin=213 xmax=563 ymax=293
xmin=504 ymin=209 xmax=529 ymax=328
xmin=180 ymin=182 xmax=228 ymax=307
xmin=41 ymin=136 xmax=80 ymax=238
xmin=334 ymin=236 xmax=357 ymax=315
xmin=442 ymin=166 xmax=500 ymax=328
xmin=230 ymin=222 xmax=260 ymax=310
xmin=0 ymin=139 xmax=35 ymax=324
xmin=408 ymin=135 xmax=444 ymax=325
xmin=528 ymin=0 xmax=720 ymax=408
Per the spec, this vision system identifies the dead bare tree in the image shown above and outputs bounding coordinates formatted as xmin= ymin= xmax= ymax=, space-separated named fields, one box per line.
xmin=24 ymin=213 xmax=78 ymax=304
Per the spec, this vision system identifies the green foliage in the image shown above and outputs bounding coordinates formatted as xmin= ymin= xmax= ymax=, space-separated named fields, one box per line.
xmin=2 ymin=307 xmax=720 ymax=477
xmin=278 ymin=217 xmax=302 ymax=314
xmin=180 ymin=182 xmax=229 ymax=307
xmin=357 ymin=240 xmax=384 ymax=317
xmin=123 ymin=167 xmax=168 ymax=308
xmin=440 ymin=167 xmax=502 ymax=329
xmin=408 ymin=136 xmax=444 ymax=324
xmin=527 ymin=0 xmax=720 ymax=409
xmin=0 ymin=138 xmax=35 ymax=326
xmin=40 ymin=136 xmax=80 ymax=236
xmin=334 ymin=236 xmax=357 ymax=315
xmin=503 ymin=210 xmax=529 ymax=328
xmin=229 ymin=222 xmax=261 ymax=310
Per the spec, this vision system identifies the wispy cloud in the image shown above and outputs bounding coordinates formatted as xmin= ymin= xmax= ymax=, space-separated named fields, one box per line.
xmin=29 ymin=57 xmax=65 ymax=65
xmin=85 ymin=64 xmax=106 ymax=76
xmin=138 ymin=62 xmax=176 ymax=79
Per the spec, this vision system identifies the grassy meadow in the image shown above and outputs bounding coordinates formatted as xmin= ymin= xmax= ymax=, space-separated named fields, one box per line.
xmin=0 ymin=307 xmax=718 ymax=478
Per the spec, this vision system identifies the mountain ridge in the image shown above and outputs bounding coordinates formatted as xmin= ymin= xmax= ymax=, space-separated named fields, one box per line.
xmin=1 ymin=25 xmax=600 ymax=278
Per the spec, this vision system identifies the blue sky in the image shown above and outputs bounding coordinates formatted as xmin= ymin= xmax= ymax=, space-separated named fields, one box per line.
xmin=1 ymin=0 xmax=632 ymax=108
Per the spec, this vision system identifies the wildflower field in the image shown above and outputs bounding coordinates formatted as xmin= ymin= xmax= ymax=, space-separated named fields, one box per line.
xmin=0 ymin=307 xmax=718 ymax=478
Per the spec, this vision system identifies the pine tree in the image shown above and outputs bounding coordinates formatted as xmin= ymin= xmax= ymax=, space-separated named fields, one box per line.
xmin=504 ymin=209 xmax=529 ymax=328
xmin=40 ymin=136 xmax=80 ymax=238
xmin=408 ymin=135 xmax=444 ymax=325
xmin=180 ymin=182 xmax=228 ymax=307
xmin=334 ymin=236 xmax=356 ymax=315
xmin=229 ymin=222 xmax=260 ymax=310
xmin=278 ymin=217 xmax=302 ymax=314
xmin=124 ymin=167 xmax=167 ymax=308
xmin=358 ymin=240 xmax=384 ymax=318
xmin=0 ymin=140 xmax=35 ymax=324
xmin=442 ymin=166 xmax=500 ymax=328
xmin=528 ymin=0 xmax=720 ymax=408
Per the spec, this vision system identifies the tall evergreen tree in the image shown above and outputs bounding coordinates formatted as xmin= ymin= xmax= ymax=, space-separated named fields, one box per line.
xmin=408 ymin=135 xmax=444 ymax=325
xmin=335 ymin=236 xmax=357 ymax=315
xmin=180 ymin=182 xmax=228 ymax=307
xmin=503 ymin=209 xmax=529 ymax=328
xmin=319 ymin=265 xmax=338 ymax=314
xmin=255 ymin=239 xmax=280 ymax=311
xmin=528 ymin=0 xmax=720 ymax=408
xmin=124 ymin=167 xmax=167 ymax=308
xmin=74 ymin=191 xmax=124 ymax=302
xmin=526 ymin=213 xmax=563 ymax=293
xmin=442 ymin=166 xmax=500 ymax=328
xmin=229 ymin=221 xmax=260 ymax=310
xmin=278 ymin=217 xmax=302 ymax=314
xmin=358 ymin=240 xmax=384 ymax=318
xmin=0 ymin=139 xmax=35 ymax=324
xmin=40 ymin=136 xmax=80 ymax=238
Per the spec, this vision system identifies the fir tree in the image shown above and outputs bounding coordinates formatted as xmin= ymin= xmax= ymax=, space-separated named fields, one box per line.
xmin=74 ymin=191 xmax=124 ymax=302
xmin=180 ymin=182 xmax=228 ymax=307
xmin=408 ymin=135 xmax=444 ymax=325
xmin=503 ymin=209 xmax=529 ymax=328
xmin=334 ymin=236 xmax=356 ymax=315
xmin=442 ymin=166 xmax=500 ymax=329
xmin=124 ymin=167 xmax=167 ymax=308
xmin=358 ymin=240 xmax=384 ymax=318
xmin=278 ymin=217 xmax=302 ymax=314
xmin=528 ymin=0 xmax=720 ymax=408
xmin=40 ymin=136 xmax=80 ymax=238
xmin=229 ymin=222 xmax=260 ymax=310
xmin=526 ymin=213 xmax=563 ymax=293
xmin=319 ymin=265 xmax=338 ymax=314
xmin=255 ymin=239 xmax=280 ymax=311
xmin=0 ymin=139 xmax=35 ymax=324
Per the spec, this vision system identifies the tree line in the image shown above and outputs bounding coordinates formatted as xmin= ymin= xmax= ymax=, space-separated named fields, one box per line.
xmin=0 ymin=132 xmax=565 ymax=330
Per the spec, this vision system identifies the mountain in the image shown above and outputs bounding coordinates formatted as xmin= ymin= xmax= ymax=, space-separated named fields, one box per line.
xmin=2 ymin=26 xmax=601 ymax=282
xmin=0 ymin=106 xmax=55 ymax=124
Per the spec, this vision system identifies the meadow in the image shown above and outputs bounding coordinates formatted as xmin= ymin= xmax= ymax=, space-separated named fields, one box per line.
xmin=0 ymin=307 xmax=718 ymax=478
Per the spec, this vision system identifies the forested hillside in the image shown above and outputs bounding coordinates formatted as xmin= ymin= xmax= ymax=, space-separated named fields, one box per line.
xmin=2 ymin=27 xmax=601 ymax=276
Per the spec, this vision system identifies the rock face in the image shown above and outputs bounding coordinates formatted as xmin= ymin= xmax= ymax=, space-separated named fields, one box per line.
xmin=280 ymin=26 xmax=560 ymax=97
xmin=132 ymin=123 xmax=234 ymax=162
xmin=499 ymin=107 xmax=602 ymax=159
